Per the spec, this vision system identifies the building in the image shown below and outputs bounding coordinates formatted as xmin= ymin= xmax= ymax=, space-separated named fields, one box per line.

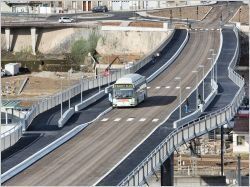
xmin=232 ymin=108 xmax=249 ymax=154
xmin=2 ymin=0 xmax=203 ymax=13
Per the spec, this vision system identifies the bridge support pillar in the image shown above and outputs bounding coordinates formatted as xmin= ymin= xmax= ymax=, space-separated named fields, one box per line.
xmin=221 ymin=125 xmax=224 ymax=176
xmin=5 ymin=28 xmax=11 ymax=51
xmin=30 ymin=27 xmax=37 ymax=55
xmin=161 ymin=153 xmax=174 ymax=186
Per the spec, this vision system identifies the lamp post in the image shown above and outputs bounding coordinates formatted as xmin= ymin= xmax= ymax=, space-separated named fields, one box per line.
xmin=175 ymin=77 xmax=181 ymax=120
xmin=68 ymin=72 xmax=71 ymax=109
xmin=60 ymin=76 xmax=64 ymax=118
xmin=212 ymin=53 xmax=217 ymax=82
xmin=199 ymin=65 xmax=205 ymax=101
xmin=192 ymin=70 xmax=199 ymax=109
xmin=208 ymin=57 xmax=213 ymax=81
xmin=80 ymin=76 xmax=84 ymax=102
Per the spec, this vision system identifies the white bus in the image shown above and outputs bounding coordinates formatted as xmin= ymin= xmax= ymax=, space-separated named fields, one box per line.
xmin=111 ymin=73 xmax=147 ymax=107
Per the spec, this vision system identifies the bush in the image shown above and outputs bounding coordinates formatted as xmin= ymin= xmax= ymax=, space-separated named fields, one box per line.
xmin=70 ymin=31 xmax=100 ymax=65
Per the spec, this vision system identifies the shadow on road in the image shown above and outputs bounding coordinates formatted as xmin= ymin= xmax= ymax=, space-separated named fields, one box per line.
xmin=137 ymin=95 xmax=176 ymax=108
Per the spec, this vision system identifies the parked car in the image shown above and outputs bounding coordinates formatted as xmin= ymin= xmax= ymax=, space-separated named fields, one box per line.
xmin=58 ymin=17 xmax=74 ymax=23
xmin=92 ymin=6 xmax=108 ymax=13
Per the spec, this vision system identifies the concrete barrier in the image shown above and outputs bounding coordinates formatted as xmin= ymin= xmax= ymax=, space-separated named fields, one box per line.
xmin=173 ymin=79 xmax=218 ymax=128
xmin=58 ymin=107 xmax=75 ymax=128
xmin=147 ymin=29 xmax=189 ymax=83
xmin=1 ymin=106 xmax=112 ymax=184
xmin=101 ymin=26 xmax=169 ymax=32
xmin=75 ymin=90 xmax=106 ymax=112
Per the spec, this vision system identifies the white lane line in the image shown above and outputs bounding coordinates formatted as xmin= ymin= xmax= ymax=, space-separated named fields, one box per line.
xmin=114 ymin=118 xmax=121 ymax=122
xmin=139 ymin=118 xmax=146 ymax=122
xmin=205 ymin=28 xmax=209 ymax=31
xmin=155 ymin=86 xmax=160 ymax=89
xmin=200 ymin=28 xmax=203 ymax=31
xmin=152 ymin=119 xmax=159 ymax=122
xmin=195 ymin=29 xmax=198 ymax=31
xmin=211 ymin=28 xmax=215 ymax=31
xmin=127 ymin=118 xmax=134 ymax=122
xmin=165 ymin=86 xmax=171 ymax=89
xmin=101 ymin=118 xmax=109 ymax=122
xmin=147 ymin=86 xmax=151 ymax=89
xmin=217 ymin=28 xmax=220 ymax=30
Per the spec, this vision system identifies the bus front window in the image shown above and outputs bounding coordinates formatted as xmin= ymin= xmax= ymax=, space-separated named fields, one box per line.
xmin=114 ymin=89 xmax=134 ymax=99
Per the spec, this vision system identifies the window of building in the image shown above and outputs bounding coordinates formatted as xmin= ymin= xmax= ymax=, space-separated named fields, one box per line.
xmin=237 ymin=136 xmax=245 ymax=145
xmin=72 ymin=1 xmax=76 ymax=9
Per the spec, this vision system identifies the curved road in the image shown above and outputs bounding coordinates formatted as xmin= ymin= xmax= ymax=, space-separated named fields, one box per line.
xmin=5 ymin=30 xmax=220 ymax=186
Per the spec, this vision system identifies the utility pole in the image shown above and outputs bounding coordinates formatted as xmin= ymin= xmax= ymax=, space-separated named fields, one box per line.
xmin=237 ymin=155 xmax=241 ymax=186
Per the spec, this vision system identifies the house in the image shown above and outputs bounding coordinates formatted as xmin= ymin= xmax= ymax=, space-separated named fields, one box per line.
xmin=232 ymin=108 xmax=249 ymax=154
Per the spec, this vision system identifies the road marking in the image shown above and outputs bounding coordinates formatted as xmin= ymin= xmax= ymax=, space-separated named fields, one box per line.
xmin=211 ymin=28 xmax=215 ymax=31
xmin=139 ymin=118 xmax=146 ymax=122
xmin=165 ymin=86 xmax=171 ymax=89
xmin=147 ymin=86 xmax=151 ymax=89
xmin=217 ymin=28 xmax=220 ymax=30
xmin=199 ymin=28 xmax=203 ymax=31
xmin=101 ymin=118 xmax=109 ymax=122
xmin=156 ymin=86 xmax=160 ymax=89
xmin=114 ymin=118 xmax=121 ymax=122
xmin=127 ymin=118 xmax=134 ymax=122
xmin=195 ymin=29 xmax=198 ymax=31
xmin=152 ymin=118 xmax=159 ymax=122
xmin=205 ymin=28 xmax=209 ymax=31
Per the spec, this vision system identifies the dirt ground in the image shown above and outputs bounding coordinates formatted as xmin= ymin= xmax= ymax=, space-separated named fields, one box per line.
xmin=1 ymin=53 xmax=142 ymax=99
xmin=149 ymin=5 xmax=212 ymax=21
xmin=129 ymin=21 xmax=163 ymax=28
xmin=230 ymin=5 xmax=249 ymax=25
xmin=101 ymin=22 xmax=121 ymax=26
xmin=1 ymin=71 xmax=93 ymax=99
xmin=99 ymin=54 xmax=143 ymax=64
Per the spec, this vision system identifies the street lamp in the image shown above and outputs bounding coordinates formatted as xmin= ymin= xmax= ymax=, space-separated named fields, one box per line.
xmin=80 ymin=76 xmax=84 ymax=102
xmin=192 ymin=70 xmax=199 ymax=109
xmin=60 ymin=76 xmax=65 ymax=118
xmin=212 ymin=53 xmax=217 ymax=82
xmin=175 ymin=77 xmax=182 ymax=119
xmin=199 ymin=65 xmax=205 ymax=101
xmin=68 ymin=71 xmax=71 ymax=109
xmin=208 ymin=57 xmax=213 ymax=81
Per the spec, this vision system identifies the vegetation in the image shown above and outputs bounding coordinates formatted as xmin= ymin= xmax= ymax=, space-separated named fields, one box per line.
xmin=70 ymin=31 xmax=100 ymax=65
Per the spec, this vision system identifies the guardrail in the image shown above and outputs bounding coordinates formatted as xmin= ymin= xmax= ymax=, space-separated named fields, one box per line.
xmin=1 ymin=29 xmax=188 ymax=183
xmin=1 ymin=107 xmax=112 ymax=183
xmin=22 ymin=29 xmax=177 ymax=130
xmin=1 ymin=123 xmax=23 ymax=151
xmin=118 ymin=26 xmax=244 ymax=186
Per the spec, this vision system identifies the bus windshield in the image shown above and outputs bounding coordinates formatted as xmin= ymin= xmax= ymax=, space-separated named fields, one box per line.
xmin=113 ymin=89 xmax=134 ymax=99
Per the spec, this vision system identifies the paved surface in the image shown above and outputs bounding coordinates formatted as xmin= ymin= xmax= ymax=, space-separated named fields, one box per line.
xmin=1 ymin=2 xmax=241 ymax=29
xmin=98 ymin=28 xmax=239 ymax=186
xmin=4 ymin=30 xmax=220 ymax=186
xmin=1 ymin=29 xmax=186 ymax=173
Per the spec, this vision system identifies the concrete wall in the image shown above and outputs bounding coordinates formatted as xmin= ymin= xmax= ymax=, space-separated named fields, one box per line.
xmin=96 ymin=30 xmax=170 ymax=55
xmin=1 ymin=27 xmax=171 ymax=56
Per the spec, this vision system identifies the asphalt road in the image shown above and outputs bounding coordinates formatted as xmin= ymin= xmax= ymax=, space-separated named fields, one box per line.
xmin=4 ymin=30 xmax=220 ymax=186
xmin=1 ymin=30 xmax=186 ymax=173
xmin=98 ymin=28 xmax=239 ymax=186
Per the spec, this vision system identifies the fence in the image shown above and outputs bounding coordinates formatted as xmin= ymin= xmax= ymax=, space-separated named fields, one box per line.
xmin=1 ymin=122 xmax=23 ymax=151
xmin=22 ymin=29 xmax=177 ymax=130
xmin=118 ymin=25 xmax=245 ymax=186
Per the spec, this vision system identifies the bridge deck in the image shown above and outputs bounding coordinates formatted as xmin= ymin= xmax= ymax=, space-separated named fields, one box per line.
xmin=3 ymin=30 xmax=220 ymax=186
xmin=1 ymin=30 xmax=186 ymax=173
xmin=97 ymin=28 xmax=239 ymax=186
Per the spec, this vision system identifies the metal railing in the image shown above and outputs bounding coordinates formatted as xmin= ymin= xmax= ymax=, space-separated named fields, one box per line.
xmin=22 ymin=29 xmax=177 ymax=130
xmin=1 ymin=122 xmax=23 ymax=151
xmin=119 ymin=26 xmax=245 ymax=186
